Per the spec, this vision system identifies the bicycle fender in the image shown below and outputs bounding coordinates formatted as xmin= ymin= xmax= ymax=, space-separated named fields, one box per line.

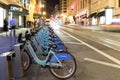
xmin=50 ymin=52 xmax=73 ymax=62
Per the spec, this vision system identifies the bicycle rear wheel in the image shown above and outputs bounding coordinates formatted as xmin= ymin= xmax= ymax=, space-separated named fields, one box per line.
xmin=49 ymin=57 xmax=77 ymax=79
xmin=21 ymin=50 xmax=31 ymax=72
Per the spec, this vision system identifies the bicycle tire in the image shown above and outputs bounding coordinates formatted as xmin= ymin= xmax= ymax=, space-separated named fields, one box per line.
xmin=49 ymin=55 xmax=77 ymax=79
xmin=21 ymin=49 xmax=31 ymax=72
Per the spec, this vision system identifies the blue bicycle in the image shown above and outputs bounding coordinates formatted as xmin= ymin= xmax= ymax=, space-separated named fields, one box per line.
xmin=29 ymin=28 xmax=67 ymax=54
xmin=18 ymin=32 xmax=77 ymax=79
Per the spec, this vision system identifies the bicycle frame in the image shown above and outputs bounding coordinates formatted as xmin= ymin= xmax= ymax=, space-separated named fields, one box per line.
xmin=29 ymin=28 xmax=66 ymax=55
xmin=23 ymin=40 xmax=63 ymax=68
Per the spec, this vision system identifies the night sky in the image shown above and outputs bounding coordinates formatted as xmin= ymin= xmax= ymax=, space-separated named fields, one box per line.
xmin=45 ymin=0 xmax=59 ymax=18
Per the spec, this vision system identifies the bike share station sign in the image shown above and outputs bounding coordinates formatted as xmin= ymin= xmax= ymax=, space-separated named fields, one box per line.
xmin=9 ymin=5 xmax=23 ymax=14
xmin=9 ymin=5 xmax=24 ymax=27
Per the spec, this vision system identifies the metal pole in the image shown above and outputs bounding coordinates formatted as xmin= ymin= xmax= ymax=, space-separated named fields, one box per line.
xmin=13 ymin=44 xmax=24 ymax=78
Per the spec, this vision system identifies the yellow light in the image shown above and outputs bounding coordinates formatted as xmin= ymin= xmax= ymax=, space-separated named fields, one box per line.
xmin=41 ymin=4 xmax=44 ymax=8
xmin=43 ymin=11 xmax=46 ymax=15
xmin=39 ymin=4 xmax=45 ymax=8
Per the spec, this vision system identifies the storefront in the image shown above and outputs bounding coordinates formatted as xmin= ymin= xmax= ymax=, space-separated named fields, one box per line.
xmin=7 ymin=4 xmax=29 ymax=28
xmin=0 ymin=1 xmax=8 ymax=30
xmin=66 ymin=16 xmax=75 ymax=24
xmin=0 ymin=0 xmax=29 ymax=29
xmin=76 ymin=9 xmax=89 ymax=25
xmin=0 ymin=7 xmax=6 ymax=28
xmin=88 ymin=12 xmax=97 ymax=25
xmin=97 ymin=11 xmax=105 ymax=24
xmin=89 ymin=11 xmax=106 ymax=25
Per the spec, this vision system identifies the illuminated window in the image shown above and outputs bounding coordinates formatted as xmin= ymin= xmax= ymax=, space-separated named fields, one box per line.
xmin=63 ymin=5 xmax=67 ymax=7
xmin=63 ymin=11 xmax=66 ymax=13
xmin=63 ymin=8 xmax=67 ymax=10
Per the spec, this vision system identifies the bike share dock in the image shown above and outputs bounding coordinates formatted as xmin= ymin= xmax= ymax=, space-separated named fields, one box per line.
xmin=0 ymin=27 xmax=77 ymax=80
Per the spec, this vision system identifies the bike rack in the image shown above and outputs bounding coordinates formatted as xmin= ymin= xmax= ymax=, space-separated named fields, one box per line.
xmin=0 ymin=51 xmax=15 ymax=80
xmin=13 ymin=44 xmax=24 ymax=78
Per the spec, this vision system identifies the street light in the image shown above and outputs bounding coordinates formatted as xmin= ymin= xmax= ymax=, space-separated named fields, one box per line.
xmin=39 ymin=4 xmax=44 ymax=8
xmin=43 ymin=11 xmax=46 ymax=16
xmin=42 ymin=4 xmax=45 ymax=8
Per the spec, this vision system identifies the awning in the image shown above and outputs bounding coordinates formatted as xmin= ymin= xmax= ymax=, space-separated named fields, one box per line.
xmin=0 ymin=1 xmax=29 ymax=16
xmin=33 ymin=13 xmax=41 ymax=19
xmin=10 ymin=10 xmax=29 ymax=16
xmin=33 ymin=13 xmax=41 ymax=16
xmin=7 ymin=4 xmax=29 ymax=16
xmin=97 ymin=11 xmax=105 ymax=17
xmin=88 ymin=12 xmax=97 ymax=18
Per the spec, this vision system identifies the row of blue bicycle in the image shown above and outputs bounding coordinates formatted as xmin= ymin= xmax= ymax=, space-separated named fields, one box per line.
xmin=18 ymin=25 xmax=77 ymax=79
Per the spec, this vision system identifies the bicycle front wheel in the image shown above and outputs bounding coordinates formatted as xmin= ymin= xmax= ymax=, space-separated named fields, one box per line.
xmin=49 ymin=58 xmax=77 ymax=79
xmin=21 ymin=50 xmax=31 ymax=72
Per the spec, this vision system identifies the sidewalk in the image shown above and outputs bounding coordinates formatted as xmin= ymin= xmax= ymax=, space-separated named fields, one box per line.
xmin=101 ymin=24 xmax=120 ymax=31
xmin=64 ymin=24 xmax=103 ymax=30
xmin=0 ymin=28 xmax=30 ymax=53
xmin=65 ymin=24 xmax=120 ymax=31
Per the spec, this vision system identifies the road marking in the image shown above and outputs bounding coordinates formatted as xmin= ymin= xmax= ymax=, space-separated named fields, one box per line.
xmin=84 ymin=58 xmax=120 ymax=69
xmin=62 ymin=30 xmax=120 ymax=65
xmin=64 ymin=42 xmax=83 ymax=45
xmin=103 ymin=38 xmax=120 ymax=46
xmin=102 ymin=39 xmax=120 ymax=52
xmin=101 ymin=41 xmax=120 ymax=52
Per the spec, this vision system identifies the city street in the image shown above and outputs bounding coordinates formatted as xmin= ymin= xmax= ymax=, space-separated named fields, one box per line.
xmin=1 ymin=0 xmax=120 ymax=80
xmin=21 ymin=25 xmax=120 ymax=80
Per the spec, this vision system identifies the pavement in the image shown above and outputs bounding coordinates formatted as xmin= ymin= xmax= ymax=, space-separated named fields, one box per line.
xmin=66 ymin=24 xmax=102 ymax=29
xmin=0 ymin=28 xmax=31 ymax=53
xmin=67 ymin=24 xmax=120 ymax=31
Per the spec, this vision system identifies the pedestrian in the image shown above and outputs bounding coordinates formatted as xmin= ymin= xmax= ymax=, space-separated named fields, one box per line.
xmin=37 ymin=18 xmax=41 ymax=27
xmin=10 ymin=17 xmax=16 ymax=37
xmin=34 ymin=20 xmax=37 ymax=27
xmin=3 ymin=17 xmax=8 ymax=36
xmin=41 ymin=18 xmax=46 ymax=26
xmin=27 ymin=21 xmax=30 ymax=27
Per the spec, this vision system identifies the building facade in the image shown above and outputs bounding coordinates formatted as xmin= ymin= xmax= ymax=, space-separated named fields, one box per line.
xmin=0 ymin=0 xmax=38 ymax=31
xmin=89 ymin=0 xmax=113 ymax=25
xmin=61 ymin=0 xmax=120 ymax=26
xmin=0 ymin=0 xmax=31 ymax=30
xmin=59 ymin=0 xmax=67 ymax=24
xmin=66 ymin=0 xmax=77 ymax=24
xmin=86 ymin=0 xmax=120 ymax=25
xmin=65 ymin=0 xmax=89 ymax=25
xmin=76 ymin=0 xmax=89 ymax=25
xmin=27 ymin=0 xmax=36 ymax=22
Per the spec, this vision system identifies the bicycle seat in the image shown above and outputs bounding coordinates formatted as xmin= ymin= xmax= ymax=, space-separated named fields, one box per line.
xmin=48 ymin=43 xmax=67 ymax=52
xmin=18 ymin=33 xmax=25 ymax=43
xmin=48 ymin=43 xmax=57 ymax=48
xmin=25 ymin=31 xmax=31 ymax=40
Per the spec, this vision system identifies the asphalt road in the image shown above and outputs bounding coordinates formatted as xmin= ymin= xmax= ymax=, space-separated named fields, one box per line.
xmin=59 ymin=26 xmax=120 ymax=80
